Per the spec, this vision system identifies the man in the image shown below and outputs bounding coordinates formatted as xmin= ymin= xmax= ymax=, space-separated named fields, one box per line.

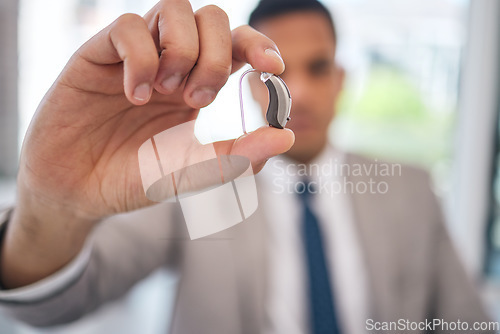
xmin=0 ymin=0 xmax=493 ymax=333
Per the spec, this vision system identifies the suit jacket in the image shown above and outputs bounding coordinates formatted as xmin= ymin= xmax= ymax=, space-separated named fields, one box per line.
xmin=0 ymin=153 xmax=493 ymax=333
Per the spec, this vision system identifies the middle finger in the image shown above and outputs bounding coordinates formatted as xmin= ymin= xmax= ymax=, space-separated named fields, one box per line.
xmin=183 ymin=5 xmax=232 ymax=109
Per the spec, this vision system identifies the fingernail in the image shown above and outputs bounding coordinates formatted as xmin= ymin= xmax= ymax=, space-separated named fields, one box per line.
xmin=161 ymin=73 xmax=183 ymax=93
xmin=265 ymin=48 xmax=285 ymax=70
xmin=133 ymin=83 xmax=150 ymax=101
xmin=191 ymin=88 xmax=217 ymax=107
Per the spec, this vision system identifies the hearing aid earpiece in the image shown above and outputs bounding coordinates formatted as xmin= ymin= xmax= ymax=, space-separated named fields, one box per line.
xmin=261 ymin=72 xmax=292 ymax=129
xmin=239 ymin=69 xmax=292 ymax=134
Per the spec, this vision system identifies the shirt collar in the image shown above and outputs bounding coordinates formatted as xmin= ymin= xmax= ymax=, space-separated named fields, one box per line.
xmin=259 ymin=143 xmax=345 ymax=185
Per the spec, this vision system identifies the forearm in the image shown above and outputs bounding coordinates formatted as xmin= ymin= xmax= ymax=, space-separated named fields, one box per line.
xmin=0 ymin=194 xmax=97 ymax=289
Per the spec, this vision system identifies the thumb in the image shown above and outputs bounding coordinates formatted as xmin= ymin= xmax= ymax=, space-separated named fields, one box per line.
xmin=215 ymin=126 xmax=295 ymax=173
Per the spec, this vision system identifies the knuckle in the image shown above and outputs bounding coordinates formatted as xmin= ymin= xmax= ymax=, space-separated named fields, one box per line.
xmin=231 ymin=25 xmax=263 ymax=46
xmin=199 ymin=5 xmax=228 ymax=21
xmin=230 ymin=26 xmax=246 ymax=44
xmin=205 ymin=61 xmax=231 ymax=78
xmin=114 ymin=13 xmax=143 ymax=28
xmin=129 ymin=52 xmax=159 ymax=75
xmin=233 ymin=25 xmax=252 ymax=35
xmin=172 ymin=46 xmax=199 ymax=65
xmin=142 ymin=52 xmax=160 ymax=68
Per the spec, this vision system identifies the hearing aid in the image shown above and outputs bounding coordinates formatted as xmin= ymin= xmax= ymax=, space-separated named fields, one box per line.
xmin=261 ymin=72 xmax=292 ymax=129
xmin=239 ymin=69 xmax=292 ymax=133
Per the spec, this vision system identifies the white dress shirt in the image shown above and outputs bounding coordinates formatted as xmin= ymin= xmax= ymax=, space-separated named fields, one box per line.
xmin=259 ymin=145 xmax=369 ymax=334
xmin=0 ymin=145 xmax=369 ymax=333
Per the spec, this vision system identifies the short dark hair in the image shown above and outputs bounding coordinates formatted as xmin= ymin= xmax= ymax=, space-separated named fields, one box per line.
xmin=248 ymin=0 xmax=337 ymax=43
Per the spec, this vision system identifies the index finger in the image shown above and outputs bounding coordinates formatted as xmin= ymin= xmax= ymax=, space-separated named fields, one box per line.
xmin=231 ymin=26 xmax=285 ymax=75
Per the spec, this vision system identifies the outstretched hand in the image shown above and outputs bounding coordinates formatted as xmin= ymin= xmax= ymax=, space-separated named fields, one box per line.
xmin=18 ymin=1 xmax=294 ymax=222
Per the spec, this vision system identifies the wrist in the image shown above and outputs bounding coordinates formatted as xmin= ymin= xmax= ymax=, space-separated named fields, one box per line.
xmin=0 ymin=196 xmax=97 ymax=289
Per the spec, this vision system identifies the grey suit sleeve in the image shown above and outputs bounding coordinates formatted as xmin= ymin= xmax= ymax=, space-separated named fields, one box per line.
xmin=0 ymin=203 xmax=185 ymax=327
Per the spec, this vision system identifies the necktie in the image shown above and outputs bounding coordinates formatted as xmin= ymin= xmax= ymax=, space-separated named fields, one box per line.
xmin=297 ymin=181 xmax=341 ymax=334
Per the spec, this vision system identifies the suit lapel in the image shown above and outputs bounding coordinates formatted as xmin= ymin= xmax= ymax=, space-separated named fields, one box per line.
xmin=346 ymin=153 xmax=402 ymax=323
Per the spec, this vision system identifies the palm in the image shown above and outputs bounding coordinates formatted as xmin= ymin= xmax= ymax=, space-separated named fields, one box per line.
xmin=21 ymin=58 xmax=200 ymax=218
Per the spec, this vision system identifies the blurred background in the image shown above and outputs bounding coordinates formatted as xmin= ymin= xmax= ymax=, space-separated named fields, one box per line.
xmin=1 ymin=0 xmax=500 ymax=332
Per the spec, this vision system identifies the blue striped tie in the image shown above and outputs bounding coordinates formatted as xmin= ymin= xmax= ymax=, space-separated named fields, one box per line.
xmin=297 ymin=181 xmax=341 ymax=334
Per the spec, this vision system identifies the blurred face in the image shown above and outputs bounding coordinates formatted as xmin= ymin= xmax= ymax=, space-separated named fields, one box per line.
xmin=250 ymin=11 xmax=344 ymax=163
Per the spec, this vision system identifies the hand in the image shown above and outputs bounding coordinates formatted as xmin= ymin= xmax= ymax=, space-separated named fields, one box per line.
xmin=18 ymin=1 xmax=294 ymax=221
xmin=1 ymin=0 xmax=294 ymax=288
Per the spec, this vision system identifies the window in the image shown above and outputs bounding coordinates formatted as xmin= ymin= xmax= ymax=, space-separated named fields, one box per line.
xmin=330 ymin=0 xmax=469 ymax=195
